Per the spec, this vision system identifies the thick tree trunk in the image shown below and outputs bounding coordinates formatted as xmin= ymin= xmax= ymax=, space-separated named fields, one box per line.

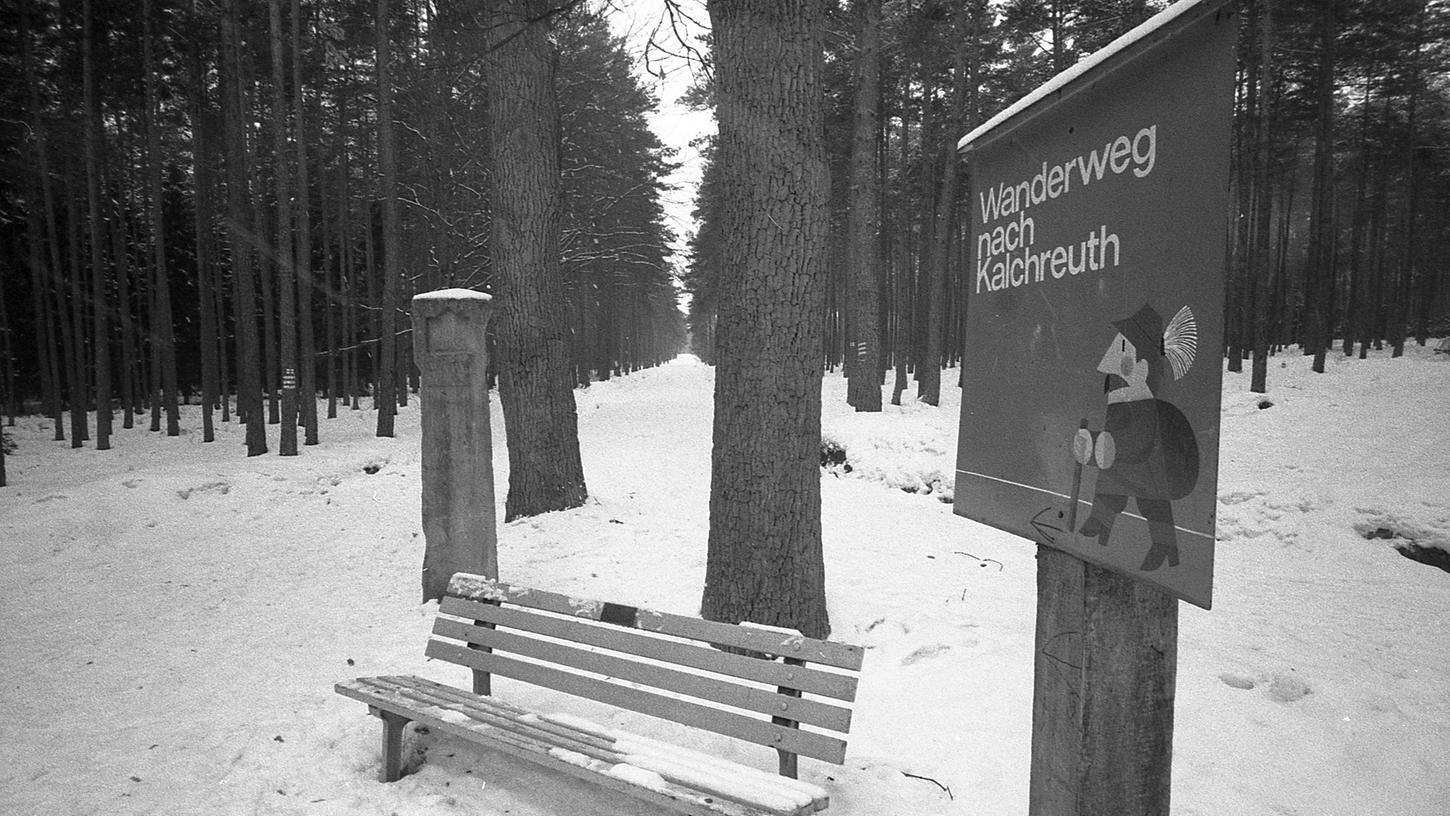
xmin=482 ymin=0 xmax=589 ymax=521
xmin=845 ymin=0 xmax=883 ymax=413
xmin=702 ymin=0 xmax=830 ymax=640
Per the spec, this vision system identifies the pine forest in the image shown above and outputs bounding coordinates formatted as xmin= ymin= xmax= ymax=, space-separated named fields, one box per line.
xmin=0 ymin=0 xmax=1446 ymax=468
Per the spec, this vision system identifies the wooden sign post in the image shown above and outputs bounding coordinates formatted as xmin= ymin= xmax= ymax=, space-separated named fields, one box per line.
xmin=412 ymin=289 xmax=497 ymax=602
xmin=950 ymin=2 xmax=1237 ymax=812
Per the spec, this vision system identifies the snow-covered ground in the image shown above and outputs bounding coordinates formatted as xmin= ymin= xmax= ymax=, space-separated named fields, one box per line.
xmin=1 ymin=346 xmax=1446 ymax=815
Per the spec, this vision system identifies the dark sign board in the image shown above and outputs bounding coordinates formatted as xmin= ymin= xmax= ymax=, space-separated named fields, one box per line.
xmin=953 ymin=1 xmax=1236 ymax=609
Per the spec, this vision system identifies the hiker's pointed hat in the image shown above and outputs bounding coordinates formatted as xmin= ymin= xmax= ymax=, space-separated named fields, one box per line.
xmin=1113 ymin=303 xmax=1164 ymax=359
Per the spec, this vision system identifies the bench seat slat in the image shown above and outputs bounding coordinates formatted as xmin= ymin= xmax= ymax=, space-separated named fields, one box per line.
xmin=444 ymin=578 xmax=864 ymax=671
xmin=426 ymin=640 xmax=849 ymax=765
xmin=355 ymin=677 xmax=624 ymax=760
xmin=336 ymin=678 xmax=803 ymax=816
xmin=381 ymin=677 xmax=830 ymax=815
xmin=432 ymin=618 xmax=853 ymax=733
xmin=439 ymin=597 xmax=858 ymax=701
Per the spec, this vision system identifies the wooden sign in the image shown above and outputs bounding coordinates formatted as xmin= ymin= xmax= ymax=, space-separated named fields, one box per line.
xmin=953 ymin=0 xmax=1235 ymax=610
xmin=951 ymin=2 xmax=1237 ymax=814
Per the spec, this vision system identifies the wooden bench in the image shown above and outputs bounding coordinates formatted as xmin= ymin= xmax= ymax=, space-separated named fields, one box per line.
xmin=336 ymin=573 xmax=865 ymax=816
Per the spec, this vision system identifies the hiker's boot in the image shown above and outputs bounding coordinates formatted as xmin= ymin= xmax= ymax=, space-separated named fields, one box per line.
xmin=1140 ymin=520 xmax=1181 ymax=571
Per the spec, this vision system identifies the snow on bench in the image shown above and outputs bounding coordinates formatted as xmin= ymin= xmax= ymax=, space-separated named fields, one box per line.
xmin=336 ymin=575 xmax=865 ymax=816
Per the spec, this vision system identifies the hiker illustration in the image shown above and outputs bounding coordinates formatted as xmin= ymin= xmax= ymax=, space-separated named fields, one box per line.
xmin=1071 ymin=303 xmax=1200 ymax=572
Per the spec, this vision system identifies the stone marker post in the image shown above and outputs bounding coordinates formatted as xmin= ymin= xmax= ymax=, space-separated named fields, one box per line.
xmin=412 ymin=289 xmax=496 ymax=601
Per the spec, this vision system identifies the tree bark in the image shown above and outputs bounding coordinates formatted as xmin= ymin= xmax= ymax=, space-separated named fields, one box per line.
xmin=482 ymin=0 xmax=589 ymax=521
xmin=271 ymin=0 xmax=299 ymax=455
xmin=65 ymin=168 xmax=89 ymax=445
xmin=375 ymin=0 xmax=400 ymax=437
xmin=845 ymin=0 xmax=883 ymax=413
xmin=702 ymin=0 xmax=831 ymax=640
xmin=22 ymin=9 xmax=68 ymax=442
xmin=142 ymin=0 xmax=180 ymax=436
xmin=83 ymin=0 xmax=112 ymax=450
xmin=191 ymin=21 xmax=219 ymax=443
xmin=294 ymin=0 xmax=319 ymax=445
xmin=223 ymin=0 xmax=268 ymax=455
xmin=1249 ymin=0 xmax=1274 ymax=394
xmin=1306 ymin=0 xmax=1336 ymax=372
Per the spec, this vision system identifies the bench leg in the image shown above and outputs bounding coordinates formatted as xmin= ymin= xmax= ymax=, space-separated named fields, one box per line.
xmin=777 ymin=750 xmax=798 ymax=780
xmin=378 ymin=710 xmax=411 ymax=783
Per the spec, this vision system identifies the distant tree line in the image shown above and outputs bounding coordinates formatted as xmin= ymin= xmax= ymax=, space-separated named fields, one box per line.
xmin=0 ymin=0 xmax=685 ymax=455
xmin=684 ymin=0 xmax=1450 ymax=405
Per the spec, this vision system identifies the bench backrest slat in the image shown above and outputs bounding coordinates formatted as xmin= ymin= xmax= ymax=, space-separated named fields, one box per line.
xmin=439 ymin=596 xmax=858 ymax=701
xmin=446 ymin=577 xmax=864 ymax=671
xmin=433 ymin=617 xmax=853 ymax=732
xmin=434 ymin=576 xmax=863 ymax=767
xmin=425 ymin=639 xmax=849 ymax=764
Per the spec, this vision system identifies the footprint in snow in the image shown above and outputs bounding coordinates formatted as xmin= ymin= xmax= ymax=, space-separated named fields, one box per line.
xmin=1266 ymin=673 xmax=1311 ymax=703
xmin=900 ymin=643 xmax=951 ymax=666
xmin=176 ymin=482 xmax=231 ymax=500
xmin=1218 ymin=672 xmax=1256 ymax=690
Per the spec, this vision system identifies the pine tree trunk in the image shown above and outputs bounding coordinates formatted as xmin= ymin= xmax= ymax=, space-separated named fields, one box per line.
xmin=1250 ymin=0 xmax=1274 ymax=394
xmin=482 ymin=0 xmax=589 ymax=520
xmin=271 ymin=0 xmax=299 ymax=455
xmin=1306 ymin=0 xmax=1336 ymax=372
xmin=143 ymin=0 xmax=180 ymax=436
xmin=22 ymin=12 xmax=67 ymax=442
xmin=191 ymin=29 xmax=219 ymax=443
xmin=0 ymin=256 xmax=14 ymax=425
xmin=109 ymin=191 xmax=137 ymax=430
xmin=374 ymin=0 xmax=400 ymax=438
xmin=83 ymin=0 xmax=111 ymax=450
xmin=65 ymin=171 xmax=89 ymax=445
xmin=214 ymin=245 xmax=231 ymax=423
xmin=845 ymin=0 xmax=883 ymax=413
xmin=1342 ymin=78 xmax=1373 ymax=358
xmin=223 ymin=0 xmax=268 ymax=455
xmin=701 ymin=0 xmax=830 ymax=640
xmin=1393 ymin=0 xmax=1426 ymax=357
xmin=322 ymin=163 xmax=338 ymax=420
xmin=24 ymin=195 xmax=57 ymax=437
xmin=294 ymin=0 xmax=319 ymax=445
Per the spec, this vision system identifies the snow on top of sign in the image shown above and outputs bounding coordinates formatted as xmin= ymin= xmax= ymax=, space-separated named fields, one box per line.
xmin=957 ymin=0 xmax=1224 ymax=152
xmin=412 ymin=287 xmax=491 ymax=301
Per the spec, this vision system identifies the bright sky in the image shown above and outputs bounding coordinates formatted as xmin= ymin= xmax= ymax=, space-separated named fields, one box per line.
xmin=603 ymin=1 xmax=714 ymax=281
